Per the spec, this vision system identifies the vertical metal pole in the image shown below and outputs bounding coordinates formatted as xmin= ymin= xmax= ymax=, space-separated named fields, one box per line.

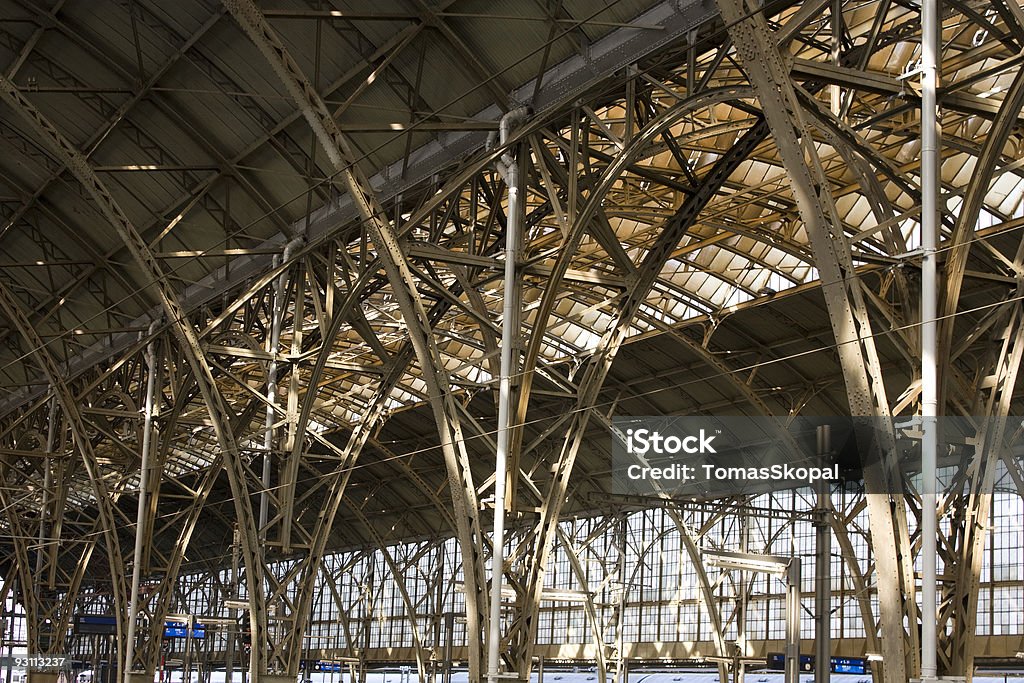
xmin=0 ymin=599 xmax=6 ymax=683
xmin=785 ymin=560 xmax=801 ymax=683
xmin=226 ymin=527 xmax=240 ymax=683
xmin=738 ymin=510 xmax=749 ymax=668
xmin=814 ymin=426 xmax=832 ymax=683
xmin=5 ymin=579 xmax=15 ymax=683
xmin=260 ymin=255 xmax=283 ymax=537
xmin=686 ymin=32 xmax=696 ymax=93
xmin=92 ymin=635 xmax=101 ymax=683
xmin=126 ymin=327 xmax=159 ymax=683
xmin=920 ymin=0 xmax=940 ymax=675
xmin=431 ymin=546 xmax=444 ymax=683
xmin=259 ymin=238 xmax=302 ymax=542
xmin=36 ymin=397 xmax=58 ymax=577
xmin=613 ymin=516 xmax=627 ymax=683
xmin=183 ymin=617 xmax=193 ymax=683
xmin=831 ymin=0 xmax=842 ymax=114
xmin=487 ymin=107 xmax=527 ymax=683
xmin=443 ymin=614 xmax=454 ymax=683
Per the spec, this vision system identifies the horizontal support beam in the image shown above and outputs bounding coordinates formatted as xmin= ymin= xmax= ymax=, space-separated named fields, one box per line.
xmin=0 ymin=0 xmax=717 ymax=420
xmin=790 ymin=58 xmax=1024 ymax=122
xmin=336 ymin=121 xmax=499 ymax=132
xmin=526 ymin=263 xmax=628 ymax=287
xmin=203 ymin=344 xmax=384 ymax=373
xmin=405 ymin=242 xmax=501 ymax=269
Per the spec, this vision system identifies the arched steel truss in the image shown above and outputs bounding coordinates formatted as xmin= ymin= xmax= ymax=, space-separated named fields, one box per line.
xmin=2 ymin=1 xmax=1024 ymax=682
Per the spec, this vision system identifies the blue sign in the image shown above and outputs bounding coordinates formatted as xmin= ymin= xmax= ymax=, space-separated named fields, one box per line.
xmin=163 ymin=622 xmax=188 ymax=638
xmin=191 ymin=623 xmax=206 ymax=639
xmin=313 ymin=661 xmax=343 ymax=673
xmin=831 ymin=656 xmax=868 ymax=674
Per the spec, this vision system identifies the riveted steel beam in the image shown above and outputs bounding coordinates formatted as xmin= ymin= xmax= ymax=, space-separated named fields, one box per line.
xmin=219 ymin=2 xmax=488 ymax=678
xmin=713 ymin=0 xmax=917 ymax=680
xmin=939 ymin=247 xmax=1024 ymax=674
xmin=504 ymin=89 xmax=764 ymax=673
xmin=0 ymin=73 xmax=271 ymax=677
xmin=0 ymin=281 xmax=128 ymax=668
xmin=790 ymin=58 xmax=1024 ymax=123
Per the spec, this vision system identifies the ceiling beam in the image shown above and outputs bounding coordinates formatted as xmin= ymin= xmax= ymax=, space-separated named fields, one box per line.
xmin=0 ymin=0 xmax=719 ymax=421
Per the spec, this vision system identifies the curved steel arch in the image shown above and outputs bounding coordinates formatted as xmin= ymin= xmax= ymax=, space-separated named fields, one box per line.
xmin=219 ymin=2 xmax=490 ymax=679
xmin=509 ymin=95 xmax=768 ymax=673
xmin=939 ymin=66 xmax=1024 ymax=397
xmin=714 ymin=2 xmax=923 ymax=678
xmin=0 ymin=73 xmax=272 ymax=676
xmin=0 ymin=280 xmax=129 ymax=672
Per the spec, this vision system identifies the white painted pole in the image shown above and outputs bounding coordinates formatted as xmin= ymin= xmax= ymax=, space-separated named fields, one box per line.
xmin=226 ymin=526 xmax=241 ymax=683
xmin=920 ymin=0 xmax=940 ymax=676
xmin=814 ymin=425 xmax=832 ymax=683
xmin=487 ymin=106 xmax=528 ymax=683
xmin=125 ymin=322 xmax=159 ymax=683
xmin=785 ymin=559 xmax=802 ymax=683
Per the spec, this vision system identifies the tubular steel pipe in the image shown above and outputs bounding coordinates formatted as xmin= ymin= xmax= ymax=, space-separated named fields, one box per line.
xmin=35 ymin=397 xmax=57 ymax=577
xmin=226 ymin=526 xmax=241 ymax=683
xmin=920 ymin=0 xmax=940 ymax=677
xmin=785 ymin=559 xmax=802 ymax=683
xmin=487 ymin=106 xmax=528 ymax=683
xmin=814 ymin=425 xmax=832 ymax=683
xmin=259 ymin=237 xmax=302 ymax=536
xmin=260 ymin=253 xmax=282 ymax=536
xmin=125 ymin=321 xmax=160 ymax=682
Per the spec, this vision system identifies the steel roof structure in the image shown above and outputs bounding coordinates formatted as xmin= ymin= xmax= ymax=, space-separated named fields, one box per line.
xmin=1 ymin=1 xmax=1024 ymax=683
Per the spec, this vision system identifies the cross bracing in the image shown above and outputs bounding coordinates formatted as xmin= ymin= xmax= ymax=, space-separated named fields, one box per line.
xmin=1 ymin=1 xmax=1024 ymax=683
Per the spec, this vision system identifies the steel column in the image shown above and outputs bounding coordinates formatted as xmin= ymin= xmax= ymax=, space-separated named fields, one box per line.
xmin=125 ymin=325 xmax=160 ymax=683
xmin=33 ymin=397 xmax=57 ymax=577
xmin=785 ymin=560 xmax=802 ymax=683
xmin=814 ymin=426 xmax=832 ymax=683
xmin=260 ymin=254 xmax=284 ymax=538
xmin=219 ymin=3 xmax=488 ymax=678
xmin=919 ymin=0 xmax=940 ymax=675
xmin=712 ymin=1 xmax=917 ymax=678
xmin=487 ymin=106 xmax=528 ymax=683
